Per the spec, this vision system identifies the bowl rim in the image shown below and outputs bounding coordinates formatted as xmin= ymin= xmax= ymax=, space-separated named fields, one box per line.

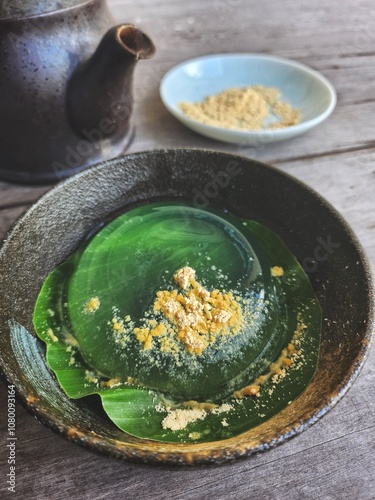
xmin=0 ymin=148 xmax=373 ymax=467
xmin=160 ymin=53 xmax=337 ymax=137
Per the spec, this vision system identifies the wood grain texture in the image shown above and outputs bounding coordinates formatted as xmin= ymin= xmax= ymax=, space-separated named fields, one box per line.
xmin=0 ymin=1 xmax=374 ymax=499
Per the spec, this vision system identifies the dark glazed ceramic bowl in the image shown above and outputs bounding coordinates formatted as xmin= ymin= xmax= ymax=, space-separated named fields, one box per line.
xmin=0 ymin=150 xmax=373 ymax=466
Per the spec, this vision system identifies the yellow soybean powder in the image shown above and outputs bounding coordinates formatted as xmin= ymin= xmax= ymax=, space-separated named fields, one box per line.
xmin=179 ymin=85 xmax=300 ymax=130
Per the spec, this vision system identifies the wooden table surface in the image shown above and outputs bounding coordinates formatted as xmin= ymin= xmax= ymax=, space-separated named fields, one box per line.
xmin=1 ymin=1 xmax=374 ymax=498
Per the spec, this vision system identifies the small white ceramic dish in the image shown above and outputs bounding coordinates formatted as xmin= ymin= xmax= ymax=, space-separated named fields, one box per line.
xmin=160 ymin=53 xmax=336 ymax=145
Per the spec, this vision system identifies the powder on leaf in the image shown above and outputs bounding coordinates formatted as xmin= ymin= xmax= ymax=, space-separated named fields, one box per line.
xmin=271 ymin=266 xmax=284 ymax=277
xmin=161 ymin=401 xmax=234 ymax=431
xmin=146 ymin=266 xmax=244 ymax=355
xmin=161 ymin=407 xmax=207 ymax=431
xmin=84 ymin=296 xmax=100 ymax=314
xmin=46 ymin=328 xmax=58 ymax=343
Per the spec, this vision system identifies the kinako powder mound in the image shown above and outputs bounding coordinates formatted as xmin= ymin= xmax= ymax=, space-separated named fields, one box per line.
xmin=109 ymin=266 xmax=245 ymax=357
xmin=179 ymin=85 xmax=301 ymax=130
xmin=104 ymin=265 xmax=304 ymax=433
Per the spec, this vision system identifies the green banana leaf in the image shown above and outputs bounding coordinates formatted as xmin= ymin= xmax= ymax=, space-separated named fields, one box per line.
xmin=32 ymin=204 xmax=321 ymax=443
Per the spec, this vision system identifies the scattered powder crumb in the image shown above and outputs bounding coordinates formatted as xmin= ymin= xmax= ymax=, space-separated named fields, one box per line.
xmin=64 ymin=334 xmax=79 ymax=348
xmin=161 ymin=408 xmax=207 ymax=431
xmin=211 ymin=403 xmax=233 ymax=414
xmin=46 ymin=328 xmax=58 ymax=343
xmin=221 ymin=418 xmax=229 ymax=427
xmin=155 ymin=402 xmax=167 ymax=413
xmin=179 ymin=86 xmax=300 ymax=130
xmin=232 ymin=315 xmax=307 ymax=399
xmin=84 ymin=296 xmax=100 ymax=314
xmin=174 ymin=266 xmax=196 ymax=290
xmin=47 ymin=308 xmax=55 ymax=317
xmin=233 ymin=384 xmax=260 ymax=399
xmin=271 ymin=266 xmax=284 ymax=277
xmin=188 ymin=432 xmax=202 ymax=440
xmin=181 ymin=400 xmax=218 ymax=411
xmin=85 ymin=370 xmax=99 ymax=384
xmin=100 ymin=377 xmax=122 ymax=389
xmin=111 ymin=310 xmax=132 ymax=348
xmin=161 ymin=400 xmax=234 ymax=432
xmin=112 ymin=317 xmax=126 ymax=333
xmin=125 ymin=266 xmax=244 ymax=356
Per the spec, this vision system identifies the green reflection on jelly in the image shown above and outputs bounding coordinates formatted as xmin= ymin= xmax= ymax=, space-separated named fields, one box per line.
xmin=33 ymin=202 xmax=322 ymax=442
xmin=37 ymin=202 xmax=293 ymax=401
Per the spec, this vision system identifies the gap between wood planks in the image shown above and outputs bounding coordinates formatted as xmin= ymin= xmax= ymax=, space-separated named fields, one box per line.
xmin=0 ymin=201 xmax=33 ymax=211
xmin=274 ymin=143 xmax=375 ymax=165
xmin=169 ymin=423 xmax=375 ymax=496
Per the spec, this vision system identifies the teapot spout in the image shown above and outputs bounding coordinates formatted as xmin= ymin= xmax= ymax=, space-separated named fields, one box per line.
xmin=67 ymin=24 xmax=155 ymax=141
xmin=117 ymin=24 xmax=156 ymax=61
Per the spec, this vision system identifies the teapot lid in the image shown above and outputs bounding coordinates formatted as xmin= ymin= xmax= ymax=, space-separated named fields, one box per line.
xmin=0 ymin=0 xmax=86 ymax=19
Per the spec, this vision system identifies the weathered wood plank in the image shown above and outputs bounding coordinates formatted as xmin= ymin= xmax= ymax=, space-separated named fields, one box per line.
xmin=110 ymin=0 xmax=375 ymax=61
xmin=277 ymin=151 xmax=375 ymax=267
xmin=0 ymin=0 xmax=374 ymax=203
xmin=0 ymin=184 xmax=50 ymax=210
xmin=0 ymin=1 xmax=375 ymax=499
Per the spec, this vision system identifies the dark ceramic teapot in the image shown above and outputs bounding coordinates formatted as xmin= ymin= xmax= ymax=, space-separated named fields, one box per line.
xmin=0 ymin=0 xmax=155 ymax=183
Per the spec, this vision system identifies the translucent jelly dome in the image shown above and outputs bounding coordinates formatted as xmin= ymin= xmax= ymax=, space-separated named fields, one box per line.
xmin=67 ymin=203 xmax=285 ymax=401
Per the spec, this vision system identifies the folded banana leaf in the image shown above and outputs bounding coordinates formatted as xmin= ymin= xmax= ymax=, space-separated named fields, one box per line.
xmin=33 ymin=203 xmax=321 ymax=443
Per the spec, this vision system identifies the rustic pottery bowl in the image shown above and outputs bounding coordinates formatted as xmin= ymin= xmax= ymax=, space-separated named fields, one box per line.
xmin=0 ymin=149 xmax=373 ymax=467
xmin=160 ymin=54 xmax=336 ymax=145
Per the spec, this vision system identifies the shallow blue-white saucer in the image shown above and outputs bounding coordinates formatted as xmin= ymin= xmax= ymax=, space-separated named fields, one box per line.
xmin=160 ymin=53 xmax=336 ymax=145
